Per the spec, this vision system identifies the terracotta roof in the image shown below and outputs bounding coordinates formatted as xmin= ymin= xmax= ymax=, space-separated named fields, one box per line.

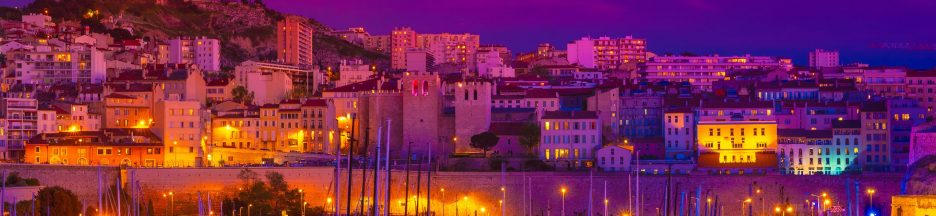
xmin=104 ymin=93 xmax=136 ymax=99
xmin=832 ymin=120 xmax=861 ymax=129
xmin=542 ymin=110 xmax=598 ymax=119
xmin=302 ymin=99 xmax=328 ymax=107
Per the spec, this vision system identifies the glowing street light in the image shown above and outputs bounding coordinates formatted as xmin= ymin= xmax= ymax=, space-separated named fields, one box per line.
xmin=561 ymin=187 xmax=567 ymax=216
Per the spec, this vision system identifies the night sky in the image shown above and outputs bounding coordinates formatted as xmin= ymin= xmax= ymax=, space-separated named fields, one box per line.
xmin=5 ymin=0 xmax=936 ymax=69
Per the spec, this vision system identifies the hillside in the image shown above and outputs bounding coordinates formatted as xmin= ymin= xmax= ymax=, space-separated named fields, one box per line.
xmin=18 ymin=0 xmax=387 ymax=71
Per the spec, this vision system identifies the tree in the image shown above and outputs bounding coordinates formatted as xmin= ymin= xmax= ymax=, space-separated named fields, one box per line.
xmin=518 ymin=123 xmax=541 ymax=155
xmin=5 ymin=172 xmax=40 ymax=186
xmin=289 ymin=86 xmax=309 ymax=99
xmin=15 ymin=186 xmax=82 ymax=216
xmin=231 ymin=86 xmax=254 ymax=105
xmin=470 ymin=131 xmax=500 ymax=157
xmin=231 ymin=169 xmax=305 ymax=216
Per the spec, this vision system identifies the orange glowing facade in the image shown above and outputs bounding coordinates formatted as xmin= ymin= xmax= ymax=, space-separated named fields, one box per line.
xmin=697 ymin=120 xmax=778 ymax=174
xmin=24 ymin=129 xmax=165 ymax=167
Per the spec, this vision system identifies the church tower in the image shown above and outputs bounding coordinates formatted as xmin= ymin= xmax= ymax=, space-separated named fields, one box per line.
xmin=401 ymin=71 xmax=442 ymax=157
xmin=453 ymin=79 xmax=494 ymax=153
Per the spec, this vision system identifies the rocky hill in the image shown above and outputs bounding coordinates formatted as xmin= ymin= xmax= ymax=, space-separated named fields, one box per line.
xmin=906 ymin=155 xmax=936 ymax=194
xmin=18 ymin=0 xmax=387 ymax=70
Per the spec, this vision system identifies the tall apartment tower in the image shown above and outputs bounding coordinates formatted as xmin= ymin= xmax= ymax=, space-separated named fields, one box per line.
xmin=453 ymin=79 xmax=493 ymax=153
xmin=809 ymin=49 xmax=839 ymax=69
xmin=391 ymin=27 xmax=418 ymax=69
xmin=277 ymin=15 xmax=315 ymax=66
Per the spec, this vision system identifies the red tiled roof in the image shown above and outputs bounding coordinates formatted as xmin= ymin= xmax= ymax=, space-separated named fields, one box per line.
xmin=542 ymin=110 xmax=598 ymax=119
xmin=302 ymin=99 xmax=328 ymax=107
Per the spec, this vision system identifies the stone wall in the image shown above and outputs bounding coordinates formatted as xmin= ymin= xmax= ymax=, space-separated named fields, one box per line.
xmin=128 ymin=167 xmax=903 ymax=216
xmin=0 ymin=164 xmax=120 ymax=210
xmin=0 ymin=164 xmax=904 ymax=216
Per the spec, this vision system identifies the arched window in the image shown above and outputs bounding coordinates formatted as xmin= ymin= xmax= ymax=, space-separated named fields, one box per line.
xmin=411 ymin=80 xmax=419 ymax=96
xmin=473 ymin=89 xmax=478 ymax=100
xmin=464 ymin=89 xmax=469 ymax=100
xmin=423 ymin=80 xmax=429 ymax=95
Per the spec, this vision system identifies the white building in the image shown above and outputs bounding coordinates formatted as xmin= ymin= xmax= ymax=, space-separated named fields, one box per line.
xmin=664 ymin=109 xmax=695 ymax=160
xmin=645 ymin=55 xmax=793 ymax=91
xmin=0 ymin=98 xmax=39 ymax=160
xmin=595 ymin=145 xmax=632 ymax=171
xmin=21 ymin=13 xmax=53 ymax=28
xmin=168 ymin=36 xmax=221 ymax=72
xmin=567 ymin=36 xmax=647 ymax=70
xmin=6 ymin=44 xmax=106 ymax=86
xmin=809 ymin=49 xmax=839 ymax=69
xmin=476 ymin=50 xmax=515 ymax=78
xmin=540 ymin=110 xmax=601 ymax=169
xmin=234 ymin=61 xmax=312 ymax=105
xmin=336 ymin=60 xmax=373 ymax=87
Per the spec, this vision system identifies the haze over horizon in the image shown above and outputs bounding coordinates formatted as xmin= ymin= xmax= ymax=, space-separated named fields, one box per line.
xmin=5 ymin=0 xmax=936 ymax=69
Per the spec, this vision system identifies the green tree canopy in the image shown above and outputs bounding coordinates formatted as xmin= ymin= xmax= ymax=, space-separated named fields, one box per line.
xmin=15 ymin=186 xmax=82 ymax=216
xmin=519 ymin=123 xmax=541 ymax=155
xmin=470 ymin=131 xmax=500 ymax=157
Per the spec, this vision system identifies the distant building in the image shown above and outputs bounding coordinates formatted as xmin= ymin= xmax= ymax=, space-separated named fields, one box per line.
xmin=336 ymin=60 xmax=373 ymax=87
xmin=152 ymin=100 xmax=204 ymax=167
xmin=25 ymin=129 xmax=165 ymax=166
xmin=5 ymin=44 xmax=106 ymax=86
xmin=859 ymin=102 xmax=890 ymax=172
xmin=567 ymin=36 xmax=647 ymax=70
xmin=697 ymin=119 xmax=778 ymax=174
xmin=476 ymin=50 xmax=515 ymax=78
xmin=595 ymin=145 xmax=632 ymax=171
xmin=168 ymin=36 xmax=221 ymax=71
xmin=1 ymin=98 xmax=39 ymax=160
xmin=234 ymin=61 xmax=314 ymax=105
xmin=389 ymin=27 xmax=480 ymax=71
xmin=539 ymin=110 xmax=601 ymax=169
xmin=664 ymin=109 xmax=694 ymax=160
xmin=21 ymin=13 xmax=53 ymax=28
xmin=276 ymin=15 xmax=314 ymax=66
xmin=645 ymin=55 xmax=793 ymax=91
xmin=808 ymin=49 xmax=839 ymax=69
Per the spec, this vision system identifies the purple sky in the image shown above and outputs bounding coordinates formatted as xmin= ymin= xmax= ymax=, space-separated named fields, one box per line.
xmin=5 ymin=0 xmax=936 ymax=68
xmin=265 ymin=0 xmax=936 ymax=69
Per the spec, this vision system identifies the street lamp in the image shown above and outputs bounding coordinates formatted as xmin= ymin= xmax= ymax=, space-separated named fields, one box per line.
xmin=741 ymin=198 xmax=751 ymax=216
xmin=561 ymin=187 xmax=567 ymax=216
xmin=441 ymin=188 xmax=446 ymax=216
xmin=867 ymin=189 xmax=876 ymax=210
xmin=501 ymin=187 xmax=506 ymax=216
xmin=163 ymin=192 xmax=175 ymax=216
xmin=248 ymin=204 xmax=253 ymax=216
xmin=298 ymin=189 xmax=304 ymax=215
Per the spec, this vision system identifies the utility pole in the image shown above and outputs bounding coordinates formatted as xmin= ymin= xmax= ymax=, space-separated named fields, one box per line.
xmin=346 ymin=114 xmax=357 ymax=216
xmin=404 ymin=142 xmax=413 ymax=216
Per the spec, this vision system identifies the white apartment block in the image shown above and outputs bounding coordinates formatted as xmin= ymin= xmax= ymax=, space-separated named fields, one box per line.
xmin=567 ymin=36 xmax=647 ymax=70
xmin=6 ymin=44 xmax=106 ymax=86
xmin=337 ymin=59 xmax=373 ymax=87
xmin=809 ymin=49 xmax=840 ymax=69
xmin=235 ymin=61 xmax=313 ymax=105
xmin=168 ymin=36 xmax=221 ymax=71
xmin=645 ymin=55 xmax=793 ymax=91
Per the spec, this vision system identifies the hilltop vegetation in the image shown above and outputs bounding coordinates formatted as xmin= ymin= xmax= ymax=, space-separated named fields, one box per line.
xmin=15 ymin=0 xmax=387 ymax=70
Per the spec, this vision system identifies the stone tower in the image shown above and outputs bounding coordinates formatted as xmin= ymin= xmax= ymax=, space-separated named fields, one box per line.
xmin=401 ymin=71 xmax=442 ymax=157
xmin=453 ymin=79 xmax=494 ymax=153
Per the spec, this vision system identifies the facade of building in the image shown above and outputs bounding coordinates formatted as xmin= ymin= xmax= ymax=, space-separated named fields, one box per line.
xmin=1 ymin=98 xmax=39 ymax=160
xmin=860 ymin=102 xmax=890 ymax=171
xmin=644 ymin=55 xmax=793 ymax=91
xmin=276 ymin=15 xmax=315 ymax=66
xmin=566 ymin=36 xmax=647 ymax=70
xmin=152 ymin=100 xmax=203 ymax=167
xmin=24 ymin=129 xmax=164 ymax=167
xmin=540 ymin=110 xmax=601 ymax=169
xmin=453 ymin=79 xmax=493 ymax=153
xmin=808 ymin=49 xmax=840 ymax=69
xmin=234 ymin=61 xmax=315 ymax=105
xmin=168 ymin=36 xmax=221 ymax=71
xmin=664 ymin=109 xmax=695 ymax=160
xmin=5 ymin=44 xmax=106 ymax=86
xmin=595 ymin=145 xmax=632 ymax=171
